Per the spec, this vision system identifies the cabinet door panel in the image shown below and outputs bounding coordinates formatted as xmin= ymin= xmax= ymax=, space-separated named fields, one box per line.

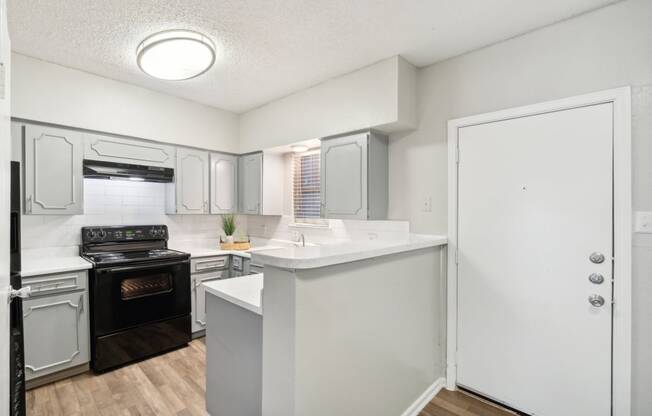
xmin=321 ymin=133 xmax=368 ymax=219
xmin=239 ymin=153 xmax=262 ymax=215
xmin=176 ymin=148 xmax=209 ymax=214
xmin=84 ymin=133 xmax=175 ymax=168
xmin=23 ymin=291 xmax=89 ymax=380
xmin=24 ymin=125 xmax=84 ymax=215
xmin=192 ymin=270 xmax=227 ymax=333
xmin=210 ymin=153 xmax=238 ymax=214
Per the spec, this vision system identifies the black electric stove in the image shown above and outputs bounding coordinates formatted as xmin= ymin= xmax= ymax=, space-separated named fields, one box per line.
xmin=81 ymin=225 xmax=191 ymax=372
xmin=84 ymin=248 xmax=189 ymax=265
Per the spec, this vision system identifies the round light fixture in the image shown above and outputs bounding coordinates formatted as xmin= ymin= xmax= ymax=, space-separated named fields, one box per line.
xmin=291 ymin=145 xmax=309 ymax=153
xmin=137 ymin=30 xmax=216 ymax=81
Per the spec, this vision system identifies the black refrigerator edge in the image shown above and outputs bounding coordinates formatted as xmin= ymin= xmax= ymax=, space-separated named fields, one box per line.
xmin=10 ymin=161 xmax=26 ymax=416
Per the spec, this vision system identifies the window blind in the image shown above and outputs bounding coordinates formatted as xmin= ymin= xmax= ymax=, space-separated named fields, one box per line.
xmin=292 ymin=150 xmax=321 ymax=220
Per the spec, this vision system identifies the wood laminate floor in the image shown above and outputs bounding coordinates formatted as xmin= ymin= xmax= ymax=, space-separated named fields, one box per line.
xmin=27 ymin=338 xmax=513 ymax=416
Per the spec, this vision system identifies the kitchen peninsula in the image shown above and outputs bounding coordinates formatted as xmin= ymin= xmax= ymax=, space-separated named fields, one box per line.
xmin=204 ymin=234 xmax=447 ymax=416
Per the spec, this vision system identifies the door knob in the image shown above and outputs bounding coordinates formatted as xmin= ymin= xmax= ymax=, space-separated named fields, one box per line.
xmin=589 ymin=273 xmax=605 ymax=284
xmin=589 ymin=252 xmax=605 ymax=264
xmin=588 ymin=294 xmax=605 ymax=307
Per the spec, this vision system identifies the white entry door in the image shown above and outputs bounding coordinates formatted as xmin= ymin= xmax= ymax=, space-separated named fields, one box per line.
xmin=456 ymin=103 xmax=613 ymax=415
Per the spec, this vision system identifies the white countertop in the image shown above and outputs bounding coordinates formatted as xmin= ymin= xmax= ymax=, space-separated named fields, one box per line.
xmin=203 ymin=274 xmax=264 ymax=315
xmin=251 ymin=234 xmax=448 ymax=270
xmin=21 ymin=249 xmax=92 ymax=277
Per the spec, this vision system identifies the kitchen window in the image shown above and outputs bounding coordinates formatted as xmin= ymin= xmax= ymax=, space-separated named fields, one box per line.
xmin=292 ymin=149 xmax=323 ymax=223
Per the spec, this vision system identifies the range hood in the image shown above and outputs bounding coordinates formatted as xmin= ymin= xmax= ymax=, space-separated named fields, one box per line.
xmin=83 ymin=160 xmax=174 ymax=183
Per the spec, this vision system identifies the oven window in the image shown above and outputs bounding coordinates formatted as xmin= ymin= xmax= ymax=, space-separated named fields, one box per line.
xmin=121 ymin=273 xmax=173 ymax=300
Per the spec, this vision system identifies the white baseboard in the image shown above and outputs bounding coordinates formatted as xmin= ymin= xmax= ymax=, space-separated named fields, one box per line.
xmin=400 ymin=377 xmax=446 ymax=416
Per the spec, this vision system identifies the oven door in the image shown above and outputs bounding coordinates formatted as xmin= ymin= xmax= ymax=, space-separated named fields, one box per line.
xmin=92 ymin=259 xmax=190 ymax=336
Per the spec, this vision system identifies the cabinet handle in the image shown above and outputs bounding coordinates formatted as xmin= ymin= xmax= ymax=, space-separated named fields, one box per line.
xmin=26 ymin=195 xmax=32 ymax=214
xmin=78 ymin=294 xmax=84 ymax=317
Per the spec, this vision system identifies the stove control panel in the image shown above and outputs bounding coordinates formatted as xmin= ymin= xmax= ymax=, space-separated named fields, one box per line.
xmin=82 ymin=225 xmax=168 ymax=243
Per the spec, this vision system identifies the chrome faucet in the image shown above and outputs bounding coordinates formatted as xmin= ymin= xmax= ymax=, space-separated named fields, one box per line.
xmin=297 ymin=233 xmax=305 ymax=247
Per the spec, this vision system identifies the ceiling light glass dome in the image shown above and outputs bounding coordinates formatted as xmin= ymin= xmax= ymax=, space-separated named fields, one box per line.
xmin=137 ymin=30 xmax=216 ymax=81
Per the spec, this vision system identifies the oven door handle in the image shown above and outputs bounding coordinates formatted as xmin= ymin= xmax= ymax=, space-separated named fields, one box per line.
xmin=99 ymin=259 xmax=189 ymax=273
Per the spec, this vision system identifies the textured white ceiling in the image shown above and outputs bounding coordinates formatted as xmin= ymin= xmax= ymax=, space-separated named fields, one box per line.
xmin=8 ymin=0 xmax=617 ymax=113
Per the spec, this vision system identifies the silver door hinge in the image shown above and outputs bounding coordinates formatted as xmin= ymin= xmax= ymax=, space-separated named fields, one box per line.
xmin=455 ymin=147 xmax=460 ymax=164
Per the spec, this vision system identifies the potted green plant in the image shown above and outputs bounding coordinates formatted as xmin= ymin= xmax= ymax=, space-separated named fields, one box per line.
xmin=221 ymin=214 xmax=236 ymax=244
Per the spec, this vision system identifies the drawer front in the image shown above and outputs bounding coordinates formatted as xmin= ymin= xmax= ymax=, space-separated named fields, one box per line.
xmin=191 ymin=256 xmax=229 ymax=273
xmin=23 ymin=271 xmax=87 ymax=296
xmin=23 ymin=291 xmax=90 ymax=381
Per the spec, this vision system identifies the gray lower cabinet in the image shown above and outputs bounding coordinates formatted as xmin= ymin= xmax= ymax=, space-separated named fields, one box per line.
xmin=23 ymin=124 xmax=84 ymax=215
xmin=191 ymin=270 xmax=228 ymax=334
xmin=210 ymin=152 xmax=238 ymax=214
xmin=23 ymin=272 xmax=90 ymax=381
xmin=320 ymin=130 xmax=388 ymax=220
xmin=190 ymin=255 xmax=230 ymax=334
xmin=206 ymin=293 xmax=262 ymax=416
xmin=238 ymin=152 xmax=263 ymax=215
xmin=168 ymin=147 xmax=210 ymax=214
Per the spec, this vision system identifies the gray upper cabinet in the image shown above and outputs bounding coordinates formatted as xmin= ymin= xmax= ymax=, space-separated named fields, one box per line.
xmin=84 ymin=133 xmax=175 ymax=168
xmin=24 ymin=124 xmax=84 ymax=215
xmin=23 ymin=289 xmax=90 ymax=381
xmin=210 ymin=153 xmax=238 ymax=214
xmin=239 ymin=152 xmax=263 ymax=215
xmin=320 ymin=131 xmax=388 ymax=220
xmin=172 ymin=148 xmax=209 ymax=214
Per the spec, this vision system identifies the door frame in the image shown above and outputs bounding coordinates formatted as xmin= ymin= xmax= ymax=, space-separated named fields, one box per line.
xmin=446 ymin=87 xmax=632 ymax=415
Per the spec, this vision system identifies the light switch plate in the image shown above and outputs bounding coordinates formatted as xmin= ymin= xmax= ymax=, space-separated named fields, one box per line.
xmin=634 ymin=211 xmax=652 ymax=233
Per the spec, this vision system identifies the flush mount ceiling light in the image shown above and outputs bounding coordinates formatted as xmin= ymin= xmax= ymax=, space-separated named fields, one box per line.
xmin=291 ymin=145 xmax=309 ymax=153
xmin=136 ymin=30 xmax=216 ymax=81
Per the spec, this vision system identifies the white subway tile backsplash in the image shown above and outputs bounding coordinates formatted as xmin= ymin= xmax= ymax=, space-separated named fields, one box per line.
xmin=21 ymin=179 xmax=247 ymax=250
xmin=22 ymin=179 xmax=410 ymax=250
xmin=245 ymin=215 xmax=410 ymax=243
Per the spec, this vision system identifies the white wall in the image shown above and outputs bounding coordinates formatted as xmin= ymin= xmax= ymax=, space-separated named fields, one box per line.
xmin=11 ymin=53 xmax=239 ymax=153
xmin=0 ymin=0 xmax=11 ymax=411
xmin=387 ymin=0 xmax=652 ymax=413
xmin=238 ymin=56 xmax=416 ymax=153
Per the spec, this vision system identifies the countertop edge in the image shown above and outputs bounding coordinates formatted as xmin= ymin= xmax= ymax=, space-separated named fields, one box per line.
xmin=203 ymin=277 xmax=263 ymax=316
xmin=20 ymin=261 xmax=93 ymax=278
xmin=251 ymin=237 xmax=448 ymax=270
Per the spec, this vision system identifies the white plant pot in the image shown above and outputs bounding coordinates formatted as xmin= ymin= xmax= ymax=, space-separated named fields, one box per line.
xmin=225 ymin=235 xmax=235 ymax=244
